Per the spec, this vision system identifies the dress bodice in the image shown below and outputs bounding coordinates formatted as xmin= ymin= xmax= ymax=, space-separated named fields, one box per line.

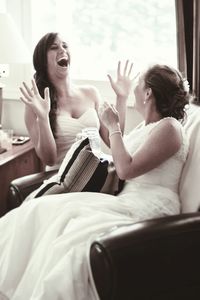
xmin=119 ymin=118 xmax=189 ymax=215
xmin=54 ymin=108 xmax=100 ymax=167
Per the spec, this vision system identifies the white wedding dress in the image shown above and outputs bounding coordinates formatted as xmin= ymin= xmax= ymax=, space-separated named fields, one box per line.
xmin=54 ymin=108 xmax=100 ymax=167
xmin=0 ymin=118 xmax=188 ymax=300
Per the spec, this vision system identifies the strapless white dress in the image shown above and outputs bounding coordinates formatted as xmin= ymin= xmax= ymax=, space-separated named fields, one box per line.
xmin=55 ymin=108 xmax=100 ymax=167
xmin=0 ymin=118 xmax=189 ymax=300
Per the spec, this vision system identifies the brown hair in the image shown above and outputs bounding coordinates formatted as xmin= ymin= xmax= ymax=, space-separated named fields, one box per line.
xmin=144 ymin=64 xmax=190 ymax=120
xmin=33 ymin=32 xmax=71 ymax=135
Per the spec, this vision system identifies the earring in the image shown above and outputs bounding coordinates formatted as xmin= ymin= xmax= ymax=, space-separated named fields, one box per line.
xmin=143 ymin=100 xmax=146 ymax=104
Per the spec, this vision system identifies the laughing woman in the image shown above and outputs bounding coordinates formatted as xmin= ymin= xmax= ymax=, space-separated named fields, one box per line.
xmin=19 ymin=32 xmax=133 ymax=169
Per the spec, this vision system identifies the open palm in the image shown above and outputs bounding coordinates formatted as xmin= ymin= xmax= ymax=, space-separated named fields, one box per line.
xmin=108 ymin=60 xmax=134 ymax=98
xmin=19 ymin=79 xmax=51 ymax=120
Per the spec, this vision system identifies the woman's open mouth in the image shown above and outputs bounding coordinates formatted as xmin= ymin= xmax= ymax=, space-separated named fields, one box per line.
xmin=57 ymin=57 xmax=69 ymax=67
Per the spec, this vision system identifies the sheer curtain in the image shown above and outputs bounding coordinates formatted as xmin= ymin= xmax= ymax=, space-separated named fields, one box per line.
xmin=175 ymin=0 xmax=200 ymax=104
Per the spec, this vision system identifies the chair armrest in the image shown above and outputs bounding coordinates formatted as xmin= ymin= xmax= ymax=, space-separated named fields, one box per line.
xmin=7 ymin=169 xmax=58 ymax=210
xmin=90 ymin=212 xmax=200 ymax=300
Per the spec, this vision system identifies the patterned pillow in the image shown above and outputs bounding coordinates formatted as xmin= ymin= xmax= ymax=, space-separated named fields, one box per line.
xmin=34 ymin=138 xmax=124 ymax=198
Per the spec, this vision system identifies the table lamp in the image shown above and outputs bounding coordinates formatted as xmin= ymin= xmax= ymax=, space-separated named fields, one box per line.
xmin=0 ymin=12 xmax=31 ymax=153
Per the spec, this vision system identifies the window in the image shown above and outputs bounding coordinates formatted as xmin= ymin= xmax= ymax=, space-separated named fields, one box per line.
xmin=31 ymin=0 xmax=177 ymax=80
xmin=3 ymin=0 xmax=177 ymax=101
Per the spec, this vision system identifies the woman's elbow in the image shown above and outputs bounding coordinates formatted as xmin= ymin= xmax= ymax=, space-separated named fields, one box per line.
xmin=115 ymin=159 xmax=133 ymax=180
xmin=37 ymin=151 xmax=57 ymax=167
xmin=116 ymin=167 xmax=130 ymax=181
xmin=45 ymin=158 xmax=56 ymax=166
xmin=44 ymin=153 xmax=57 ymax=166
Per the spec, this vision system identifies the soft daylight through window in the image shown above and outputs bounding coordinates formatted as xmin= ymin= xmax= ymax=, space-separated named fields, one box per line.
xmin=32 ymin=0 xmax=177 ymax=80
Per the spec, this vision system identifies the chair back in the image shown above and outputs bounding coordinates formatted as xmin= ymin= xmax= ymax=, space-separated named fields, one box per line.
xmin=179 ymin=104 xmax=200 ymax=212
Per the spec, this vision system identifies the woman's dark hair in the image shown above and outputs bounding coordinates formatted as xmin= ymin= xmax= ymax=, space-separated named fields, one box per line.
xmin=143 ymin=64 xmax=190 ymax=121
xmin=33 ymin=32 xmax=70 ymax=135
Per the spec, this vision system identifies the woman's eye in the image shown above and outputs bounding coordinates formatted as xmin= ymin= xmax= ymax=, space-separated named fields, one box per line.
xmin=50 ymin=45 xmax=58 ymax=50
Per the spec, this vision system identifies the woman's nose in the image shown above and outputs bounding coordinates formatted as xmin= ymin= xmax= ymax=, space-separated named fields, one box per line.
xmin=59 ymin=45 xmax=66 ymax=53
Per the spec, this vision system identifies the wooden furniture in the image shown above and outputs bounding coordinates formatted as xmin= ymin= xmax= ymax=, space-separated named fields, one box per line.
xmin=0 ymin=140 xmax=43 ymax=217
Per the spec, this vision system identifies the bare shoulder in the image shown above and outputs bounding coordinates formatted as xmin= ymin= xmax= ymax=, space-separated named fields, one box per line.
xmin=78 ymin=84 xmax=102 ymax=106
xmin=79 ymin=84 xmax=100 ymax=97
xmin=150 ymin=117 xmax=183 ymax=150
xmin=155 ymin=117 xmax=182 ymax=134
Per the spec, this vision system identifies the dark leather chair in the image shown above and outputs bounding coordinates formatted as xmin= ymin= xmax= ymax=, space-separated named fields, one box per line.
xmin=7 ymin=172 xmax=200 ymax=300
xmin=7 ymin=169 xmax=57 ymax=210
xmin=88 ymin=105 xmax=200 ymax=300
xmin=7 ymin=175 xmax=200 ymax=300
xmin=7 ymin=104 xmax=200 ymax=299
xmin=90 ymin=212 xmax=200 ymax=300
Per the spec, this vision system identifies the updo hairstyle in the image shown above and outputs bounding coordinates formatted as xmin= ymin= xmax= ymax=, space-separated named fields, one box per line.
xmin=143 ymin=64 xmax=190 ymax=120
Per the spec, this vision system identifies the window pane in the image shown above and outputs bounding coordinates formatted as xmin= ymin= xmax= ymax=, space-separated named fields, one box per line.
xmin=32 ymin=0 xmax=177 ymax=80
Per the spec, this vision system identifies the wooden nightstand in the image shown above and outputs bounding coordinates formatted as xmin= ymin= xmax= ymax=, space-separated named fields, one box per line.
xmin=0 ymin=140 xmax=44 ymax=217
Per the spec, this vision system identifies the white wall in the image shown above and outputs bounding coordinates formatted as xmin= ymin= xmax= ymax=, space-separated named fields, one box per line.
xmin=2 ymin=98 xmax=27 ymax=135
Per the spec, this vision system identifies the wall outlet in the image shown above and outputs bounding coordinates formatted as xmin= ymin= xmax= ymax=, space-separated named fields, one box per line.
xmin=0 ymin=64 xmax=9 ymax=78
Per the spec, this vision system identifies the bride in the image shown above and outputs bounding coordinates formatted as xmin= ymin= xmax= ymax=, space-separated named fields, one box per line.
xmin=0 ymin=64 xmax=190 ymax=300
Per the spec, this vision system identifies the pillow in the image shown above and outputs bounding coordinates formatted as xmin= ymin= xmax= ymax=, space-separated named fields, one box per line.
xmin=34 ymin=138 xmax=124 ymax=198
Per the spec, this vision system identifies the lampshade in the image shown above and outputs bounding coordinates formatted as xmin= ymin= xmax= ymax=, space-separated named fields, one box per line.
xmin=0 ymin=13 xmax=31 ymax=63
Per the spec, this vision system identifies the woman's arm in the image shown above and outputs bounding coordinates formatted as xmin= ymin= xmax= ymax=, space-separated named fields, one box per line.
xmin=20 ymin=80 xmax=57 ymax=166
xmin=108 ymin=60 xmax=133 ymax=134
xmin=94 ymin=60 xmax=134 ymax=147
xmin=99 ymin=103 xmax=182 ymax=180
xmin=92 ymin=88 xmax=110 ymax=147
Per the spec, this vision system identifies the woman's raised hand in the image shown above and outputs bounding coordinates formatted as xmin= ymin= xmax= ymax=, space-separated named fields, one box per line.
xmin=19 ymin=79 xmax=51 ymax=120
xmin=107 ymin=60 xmax=133 ymax=99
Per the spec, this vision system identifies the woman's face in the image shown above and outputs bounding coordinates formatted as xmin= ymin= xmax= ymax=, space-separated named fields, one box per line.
xmin=47 ymin=35 xmax=70 ymax=80
xmin=133 ymin=73 xmax=146 ymax=112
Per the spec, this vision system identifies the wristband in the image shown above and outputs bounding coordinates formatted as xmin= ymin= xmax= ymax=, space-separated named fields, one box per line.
xmin=109 ymin=130 xmax=122 ymax=139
